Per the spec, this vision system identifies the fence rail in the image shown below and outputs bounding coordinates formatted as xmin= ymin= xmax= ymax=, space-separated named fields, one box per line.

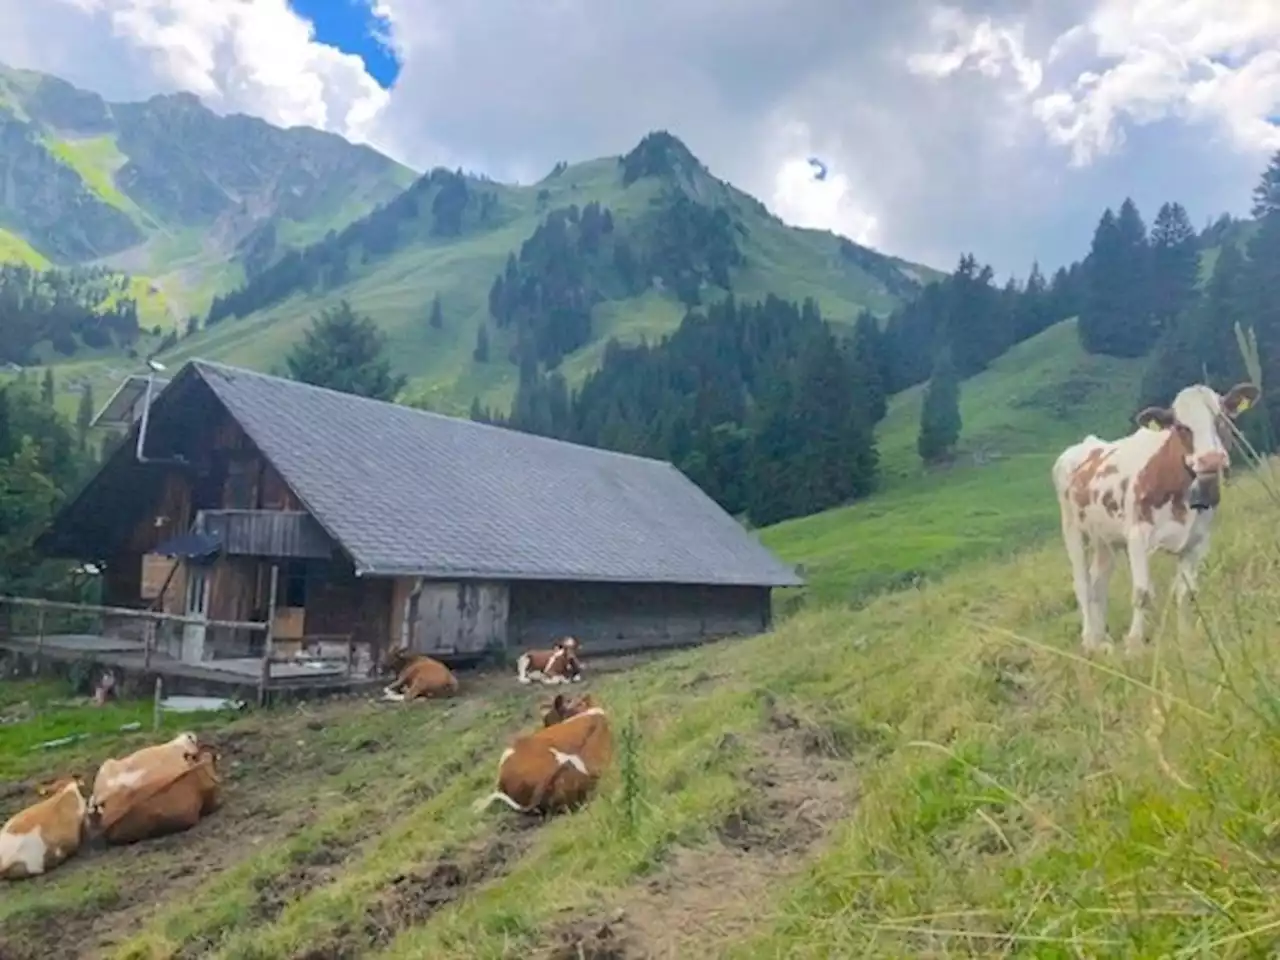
xmin=0 ymin=588 xmax=279 ymax=707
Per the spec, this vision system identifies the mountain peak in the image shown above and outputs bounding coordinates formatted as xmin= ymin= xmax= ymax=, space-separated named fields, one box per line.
xmin=620 ymin=130 xmax=707 ymax=188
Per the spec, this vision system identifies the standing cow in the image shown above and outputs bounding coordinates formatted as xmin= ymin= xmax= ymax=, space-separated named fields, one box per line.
xmin=1052 ymin=381 xmax=1259 ymax=655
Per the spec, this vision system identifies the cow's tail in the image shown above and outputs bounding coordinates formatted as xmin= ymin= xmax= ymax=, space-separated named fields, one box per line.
xmin=472 ymin=790 xmax=527 ymax=814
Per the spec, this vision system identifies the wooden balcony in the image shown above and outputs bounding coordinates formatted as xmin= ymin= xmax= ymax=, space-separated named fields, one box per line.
xmin=195 ymin=510 xmax=334 ymax=560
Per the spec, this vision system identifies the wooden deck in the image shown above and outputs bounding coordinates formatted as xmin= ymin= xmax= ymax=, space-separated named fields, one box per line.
xmin=0 ymin=633 xmax=386 ymax=702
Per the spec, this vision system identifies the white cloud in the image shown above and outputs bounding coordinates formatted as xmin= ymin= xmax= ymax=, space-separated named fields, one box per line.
xmin=909 ymin=0 xmax=1280 ymax=166
xmin=765 ymin=120 xmax=881 ymax=247
xmin=1 ymin=0 xmax=389 ymax=142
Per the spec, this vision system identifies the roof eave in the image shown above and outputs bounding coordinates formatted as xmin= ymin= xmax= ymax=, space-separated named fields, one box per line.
xmin=353 ymin=562 xmax=804 ymax=588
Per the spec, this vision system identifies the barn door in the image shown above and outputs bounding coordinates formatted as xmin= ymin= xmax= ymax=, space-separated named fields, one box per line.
xmin=181 ymin=564 xmax=210 ymax=662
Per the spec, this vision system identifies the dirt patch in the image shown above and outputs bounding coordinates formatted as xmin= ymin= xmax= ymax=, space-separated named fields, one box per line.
xmin=301 ymin=826 xmax=537 ymax=959
xmin=543 ymin=912 xmax=638 ymax=960
xmin=533 ymin=715 xmax=856 ymax=959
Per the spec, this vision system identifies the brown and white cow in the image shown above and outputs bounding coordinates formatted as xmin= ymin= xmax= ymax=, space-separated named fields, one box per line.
xmin=0 ymin=776 xmax=89 ymax=880
xmin=1052 ymin=381 xmax=1260 ymax=655
xmin=472 ymin=693 xmax=611 ymax=816
xmin=90 ymin=731 xmax=201 ymax=815
xmin=91 ymin=744 xmax=223 ymax=846
xmin=380 ymin=644 xmax=459 ymax=701
xmin=516 ymin=636 xmax=583 ymax=685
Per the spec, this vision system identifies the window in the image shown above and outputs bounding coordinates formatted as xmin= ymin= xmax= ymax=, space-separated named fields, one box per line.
xmin=225 ymin=459 xmax=256 ymax=509
xmin=283 ymin=560 xmax=308 ymax=608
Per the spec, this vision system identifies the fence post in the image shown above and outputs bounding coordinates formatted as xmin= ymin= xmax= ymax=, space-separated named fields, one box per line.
xmin=143 ymin=618 xmax=154 ymax=671
xmin=35 ymin=604 xmax=45 ymax=661
xmin=258 ymin=565 xmax=279 ymax=708
xmin=153 ymin=676 xmax=163 ymax=732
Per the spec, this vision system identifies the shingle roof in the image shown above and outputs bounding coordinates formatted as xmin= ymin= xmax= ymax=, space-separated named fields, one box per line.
xmin=190 ymin=360 xmax=803 ymax=587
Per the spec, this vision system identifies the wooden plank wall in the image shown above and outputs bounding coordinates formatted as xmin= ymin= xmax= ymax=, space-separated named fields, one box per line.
xmin=507 ymin=582 xmax=771 ymax=654
xmin=411 ymin=582 xmax=509 ymax=655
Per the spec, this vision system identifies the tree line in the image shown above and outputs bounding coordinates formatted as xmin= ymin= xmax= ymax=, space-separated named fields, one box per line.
xmin=0 ymin=264 xmax=141 ymax=364
xmin=205 ymin=169 xmax=500 ymax=326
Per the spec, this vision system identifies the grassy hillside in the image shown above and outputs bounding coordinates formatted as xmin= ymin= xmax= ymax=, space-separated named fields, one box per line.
xmin=4 ymin=421 xmax=1277 ymax=958
xmin=761 ymin=318 xmax=1147 ymax=605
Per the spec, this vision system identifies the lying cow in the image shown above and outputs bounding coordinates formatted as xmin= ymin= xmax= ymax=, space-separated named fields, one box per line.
xmin=0 ymin=776 xmax=88 ymax=880
xmin=92 ymin=744 xmax=223 ymax=846
xmin=516 ymin=636 xmax=583 ymax=685
xmin=1053 ymin=381 xmax=1260 ymax=655
xmin=473 ymin=693 xmax=611 ymax=816
xmin=90 ymin=731 xmax=200 ymax=812
xmin=380 ymin=644 xmax=459 ymax=701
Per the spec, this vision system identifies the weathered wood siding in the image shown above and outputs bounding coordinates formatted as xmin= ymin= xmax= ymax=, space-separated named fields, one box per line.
xmin=508 ymin=582 xmax=771 ymax=654
xmin=409 ymin=582 xmax=509 ymax=656
xmin=305 ymin=564 xmax=393 ymax=664
xmin=196 ymin=510 xmax=333 ymax=559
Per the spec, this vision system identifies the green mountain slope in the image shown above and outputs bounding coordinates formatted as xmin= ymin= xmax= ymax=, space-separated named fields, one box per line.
xmin=762 ymin=317 xmax=1148 ymax=604
xmin=149 ymin=133 xmax=942 ymax=414
xmin=0 ymin=63 xmax=416 ymax=317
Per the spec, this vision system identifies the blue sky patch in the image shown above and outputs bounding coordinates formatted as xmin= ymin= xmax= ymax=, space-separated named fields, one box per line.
xmin=288 ymin=0 xmax=400 ymax=88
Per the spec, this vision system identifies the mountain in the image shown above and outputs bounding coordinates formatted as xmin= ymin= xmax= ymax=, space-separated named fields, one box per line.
xmin=153 ymin=131 xmax=941 ymax=415
xmin=0 ymin=63 xmax=416 ymax=317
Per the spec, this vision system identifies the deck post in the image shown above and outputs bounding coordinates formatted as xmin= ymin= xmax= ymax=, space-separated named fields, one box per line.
xmin=143 ymin=618 xmax=154 ymax=671
xmin=153 ymin=676 xmax=163 ymax=731
xmin=258 ymin=565 xmax=279 ymax=708
xmin=34 ymin=605 xmax=45 ymax=665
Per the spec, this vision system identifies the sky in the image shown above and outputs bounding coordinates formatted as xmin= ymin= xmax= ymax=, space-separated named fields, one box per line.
xmin=2 ymin=0 xmax=1279 ymax=276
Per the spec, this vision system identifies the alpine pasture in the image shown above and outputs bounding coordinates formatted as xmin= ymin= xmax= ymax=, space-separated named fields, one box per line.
xmin=6 ymin=318 xmax=1280 ymax=959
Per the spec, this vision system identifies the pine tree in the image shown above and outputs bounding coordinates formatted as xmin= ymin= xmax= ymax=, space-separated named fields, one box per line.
xmin=849 ymin=311 xmax=888 ymax=423
xmin=75 ymin=384 xmax=95 ymax=452
xmin=473 ymin=324 xmax=491 ymax=363
xmin=1080 ymin=199 xmax=1154 ymax=357
xmin=40 ymin=368 xmax=54 ymax=406
xmin=284 ymin=300 xmax=406 ymax=401
xmin=917 ymin=349 xmax=962 ymax=464
xmin=1251 ymin=150 xmax=1280 ymax=218
xmin=429 ymin=294 xmax=444 ymax=329
xmin=1149 ymin=201 xmax=1200 ymax=334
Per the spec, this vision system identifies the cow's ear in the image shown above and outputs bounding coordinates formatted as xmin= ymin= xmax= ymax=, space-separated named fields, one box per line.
xmin=1223 ymin=382 xmax=1261 ymax=418
xmin=553 ymin=694 xmax=566 ymax=712
xmin=1135 ymin=406 xmax=1176 ymax=431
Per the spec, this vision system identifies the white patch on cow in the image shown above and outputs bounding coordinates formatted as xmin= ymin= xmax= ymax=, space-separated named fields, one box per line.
xmin=516 ymin=653 xmax=534 ymax=684
xmin=549 ymin=748 xmax=589 ymax=776
xmin=571 ymin=674 xmax=583 ymax=683
xmin=561 ymin=706 xmax=605 ymax=722
xmin=472 ymin=790 xmax=526 ymax=814
xmin=544 ymin=648 xmax=565 ymax=675
xmin=497 ymin=746 xmax=514 ymax=772
xmin=539 ymin=673 xmax=570 ymax=686
xmin=381 ymin=686 xmax=406 ymax=702
xmin=0 ymin=826 xmax=47 ymax=877
xmin=100 ymin=767 xmax=146 ymax=794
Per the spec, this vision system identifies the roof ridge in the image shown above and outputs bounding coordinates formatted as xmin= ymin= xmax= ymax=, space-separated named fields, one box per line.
xmin=188 ymin=358 xmax=678 ymax=470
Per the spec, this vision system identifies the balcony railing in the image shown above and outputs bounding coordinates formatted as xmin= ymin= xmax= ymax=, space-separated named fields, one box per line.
xmin=194 ymin=510 xmax=334 ymax=559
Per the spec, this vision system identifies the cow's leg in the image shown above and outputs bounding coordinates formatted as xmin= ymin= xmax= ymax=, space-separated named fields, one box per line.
xmin=1173 ymin=532 xmax=1211 ymax=634
xmin=1062 ymin=512 xmax=1106 ymax=652
xmin=1087 ymin=544 xmax=1115 ymax=646
xmin=1124 ymin=527 xmax=1155 ymax=655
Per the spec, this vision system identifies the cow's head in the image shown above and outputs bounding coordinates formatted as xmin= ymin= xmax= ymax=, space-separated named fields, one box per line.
xmin=172 ymin=730 xmax=202 ymax=763
xmin=540 ymin=693 xmax=599 ymax=726
xmin=381 ymin=643 xmax=415 ymax=675
xmin=1135 ymin=381 xmax=1261 ymax=510
xmin=558 ymin=636 xmax=580 ymax=655
xmin=35 ymin=775 xmax=86 ymax=800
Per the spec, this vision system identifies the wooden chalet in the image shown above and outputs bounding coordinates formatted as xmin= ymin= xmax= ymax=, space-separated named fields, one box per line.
xmin=25 ymin=360 xmax=803 ymax=694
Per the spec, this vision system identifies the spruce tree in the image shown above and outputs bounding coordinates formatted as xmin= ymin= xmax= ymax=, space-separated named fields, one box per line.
xmin=429 ymin=294 xmax=444 ymax=329
xmin=1251 ymin=150 xmax=1280 ymax=218
xmin=473 ymin=324 xmax=491 ymax=363
xmin=917 ymin=349 xmax=962 ymax=464
xmin=284 ymin=300 xmax=406 ymax=401
xmin=40 ymin=368 xmax=54 ymax=406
